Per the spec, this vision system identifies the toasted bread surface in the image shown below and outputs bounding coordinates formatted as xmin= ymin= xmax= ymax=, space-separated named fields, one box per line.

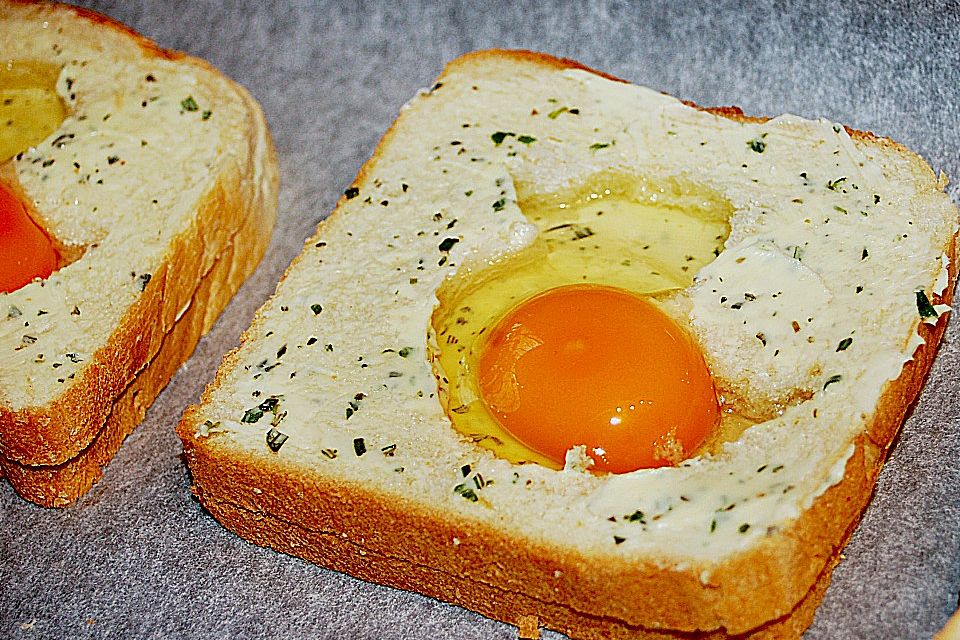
xmin=178 ymin=49 xmax=958 ymax=637
xmin=0 ymin=0 xmax=278 ymax=502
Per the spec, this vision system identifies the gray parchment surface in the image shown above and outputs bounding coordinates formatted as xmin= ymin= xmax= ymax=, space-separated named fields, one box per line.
xmin=2 ymin=2 xmax=959 ymax=639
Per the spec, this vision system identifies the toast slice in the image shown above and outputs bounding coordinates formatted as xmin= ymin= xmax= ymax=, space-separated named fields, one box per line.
xmin=0 ymin=1 xmax=278 ymax=506
xmin=178 ymin=50 xmax=957 ymax=637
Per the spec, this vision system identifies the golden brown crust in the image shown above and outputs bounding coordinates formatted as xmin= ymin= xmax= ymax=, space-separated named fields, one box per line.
xmin=7 ymin=0 xmax=182 ymax=61
xmin=1 ymin=168 xmax=274 ymax=506
xmin=178 ymin=49 xmax=959 ymax=637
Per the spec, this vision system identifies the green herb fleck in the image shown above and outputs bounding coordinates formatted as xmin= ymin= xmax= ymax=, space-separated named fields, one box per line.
xmin=438 ymin=237 xmax=459 ymax=252
xmin=747 ymin=137 xmax=766 ymax=153
xmin=547 ymin=106 xmax=568 ymax=119
xmin=202 ymin=110 xmax=212 ymax=120
xmin=180 ymin=96 xmax=199 ymax=112
xmin=613 ymin=535 xmax=626 ymax=545
xmin=454 ymin=483 xmax=479 ymax=502
xmin=353 ymin=437 xmax=367 ymax=456
xmin=491 ymin=131 xmax=514 ymax=146
xmin=492 ymin=197 xmax=507 ymax=212
xmin=836 ymin=338 xmax=853 ymax=352
xmin=738 ymin=523 xmax=751 ymax=533
xmin=517 ymin=135 xmax=536 ymax=145
xmin=242 ymin=397 xmax=279 ymax=424
xmin=310 ymin=303 xmax=323 ymax=315
xmin=823 ymin=374 xmax=842 ymax=390
xmin=398 ymin=347 xmax=412 ymax=358
xmin=626 ymin=510 xmax=646 ymax=524
xmin=266 ymin=428 xmax=288 ymax=452
xmin=589 ymin=142 xmax=610 ymax=151
xmin=344 ymin=186 xmax=360 ymax=199
xmin=826 ymin=176 xmax=847 ymax=191
xmin=916 ymin=290 xmax=938 ymax=318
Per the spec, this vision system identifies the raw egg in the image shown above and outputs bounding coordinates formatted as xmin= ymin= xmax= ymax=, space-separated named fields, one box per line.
xmin=0 ymin=180 xmax=58 ymax=293
xmin=476 ymin=284 xmax=718 ymax=473
xmin=0 ymin=58 xmax=66 ymax=292
xmin=1 ymin=59 xmax=67 ymax=162
xmin=432 ymin=175 xmax=733 ymax=472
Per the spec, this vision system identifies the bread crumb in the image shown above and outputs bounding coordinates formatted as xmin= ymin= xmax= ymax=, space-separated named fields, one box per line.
xmin=563 ymin=445 xmax=594 ymax=472
xmin=517 ymin=615 xmax=540 ymax=639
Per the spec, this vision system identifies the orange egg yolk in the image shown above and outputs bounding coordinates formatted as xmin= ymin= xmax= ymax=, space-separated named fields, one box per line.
xmin=476 ymin=284 xmax=719 ymax=473
xmin=0 ymin=181 xmax=58 ymax=293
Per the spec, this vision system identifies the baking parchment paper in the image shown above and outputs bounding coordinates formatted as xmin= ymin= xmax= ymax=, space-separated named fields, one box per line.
xmin=2 ymin=1 xmax=958 ymax=638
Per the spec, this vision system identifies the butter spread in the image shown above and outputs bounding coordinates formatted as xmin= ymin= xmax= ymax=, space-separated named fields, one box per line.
xmin=0 ymin=9 xmax=251 ymax=408
xmin=196 ymin=64 xmax=956 ymax=563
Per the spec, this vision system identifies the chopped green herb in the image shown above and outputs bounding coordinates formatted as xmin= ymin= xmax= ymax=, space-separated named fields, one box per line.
xmin=747 ymin=137 xmax=766 ymax=153
xmin=626 ymin=510 xmax=646 ymax=524
xmin=491 ymin=131 xmax=514 ymax=146
xmin=613 ymin=536 xmax=626 ymax=545
xmin=438 ymin=237 xmax=459 ymax=252
xmin=517 ymin=135 xmax=536 ymax=144
xmin=137 ymin=273 xmax=152 ymax=291
xmin=310 ymin=303 xmax=323 ymax=315
xmin=826 ymin=176 xmax=847 ymax=191
xmin=454 ymin=483 xmax=479 ymax=502
xmin=738 ymin=523 xmax=751 ymax=533
xmin=589 ymin=142 xmax=610 ymax=151
xmin=266 ymin=428 xmax=288 ymax=452
xmin=916 ymin=290 xmax=938 ymax=318
xmin=823 ymin=374 xmax=842 ymax=390
xmin=242 ymin=397 xmax=279 ymax=423
xmin=492 ymin=198 xmax=507 ymax=212
xmin=398 ymin=347 xmax=412 ymax=358
xmin=353 ymin=437 xmax=367 ymax=456
xmin=710 ymin=519 xmax=717 ymax=533
xmin=201 ymin=110 xmax=212 ymax=120
xmin=321 ymin=448 xmax=338 ymax=459
xmin=547 ymin=106 xmax=568 ymax=119
xmin=180 ymin=96 xmax=199 ymax=112
xmin=461 ymin=464 xmax=471 ymax=477
xmin=242 ymin=407 xmax=263 ymax=423
xmin=836 ymin=338 xmax=853 ymax=352
xmin=344 ymin=187 xmax=360 ymax=199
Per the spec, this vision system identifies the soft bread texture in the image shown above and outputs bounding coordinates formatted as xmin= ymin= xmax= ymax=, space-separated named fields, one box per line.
xmin=0 ymin=1 xmax=278 ymax=506
xmin=179 ymin=50 xmax=957 ymax=638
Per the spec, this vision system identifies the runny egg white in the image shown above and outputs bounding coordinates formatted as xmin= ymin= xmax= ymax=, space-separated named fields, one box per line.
xmin=431 ymin=174 xmax=754 ymax=473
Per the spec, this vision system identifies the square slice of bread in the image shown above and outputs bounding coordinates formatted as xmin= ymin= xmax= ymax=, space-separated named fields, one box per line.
xmin=178 ymin=50 xmax=957 ymax=637
xmin=0 ymin=1 xmax=278 ymax=506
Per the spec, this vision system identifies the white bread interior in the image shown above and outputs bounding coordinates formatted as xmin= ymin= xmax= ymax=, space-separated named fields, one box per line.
xmin=178 ymin=50 xmax=957 ymax=637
